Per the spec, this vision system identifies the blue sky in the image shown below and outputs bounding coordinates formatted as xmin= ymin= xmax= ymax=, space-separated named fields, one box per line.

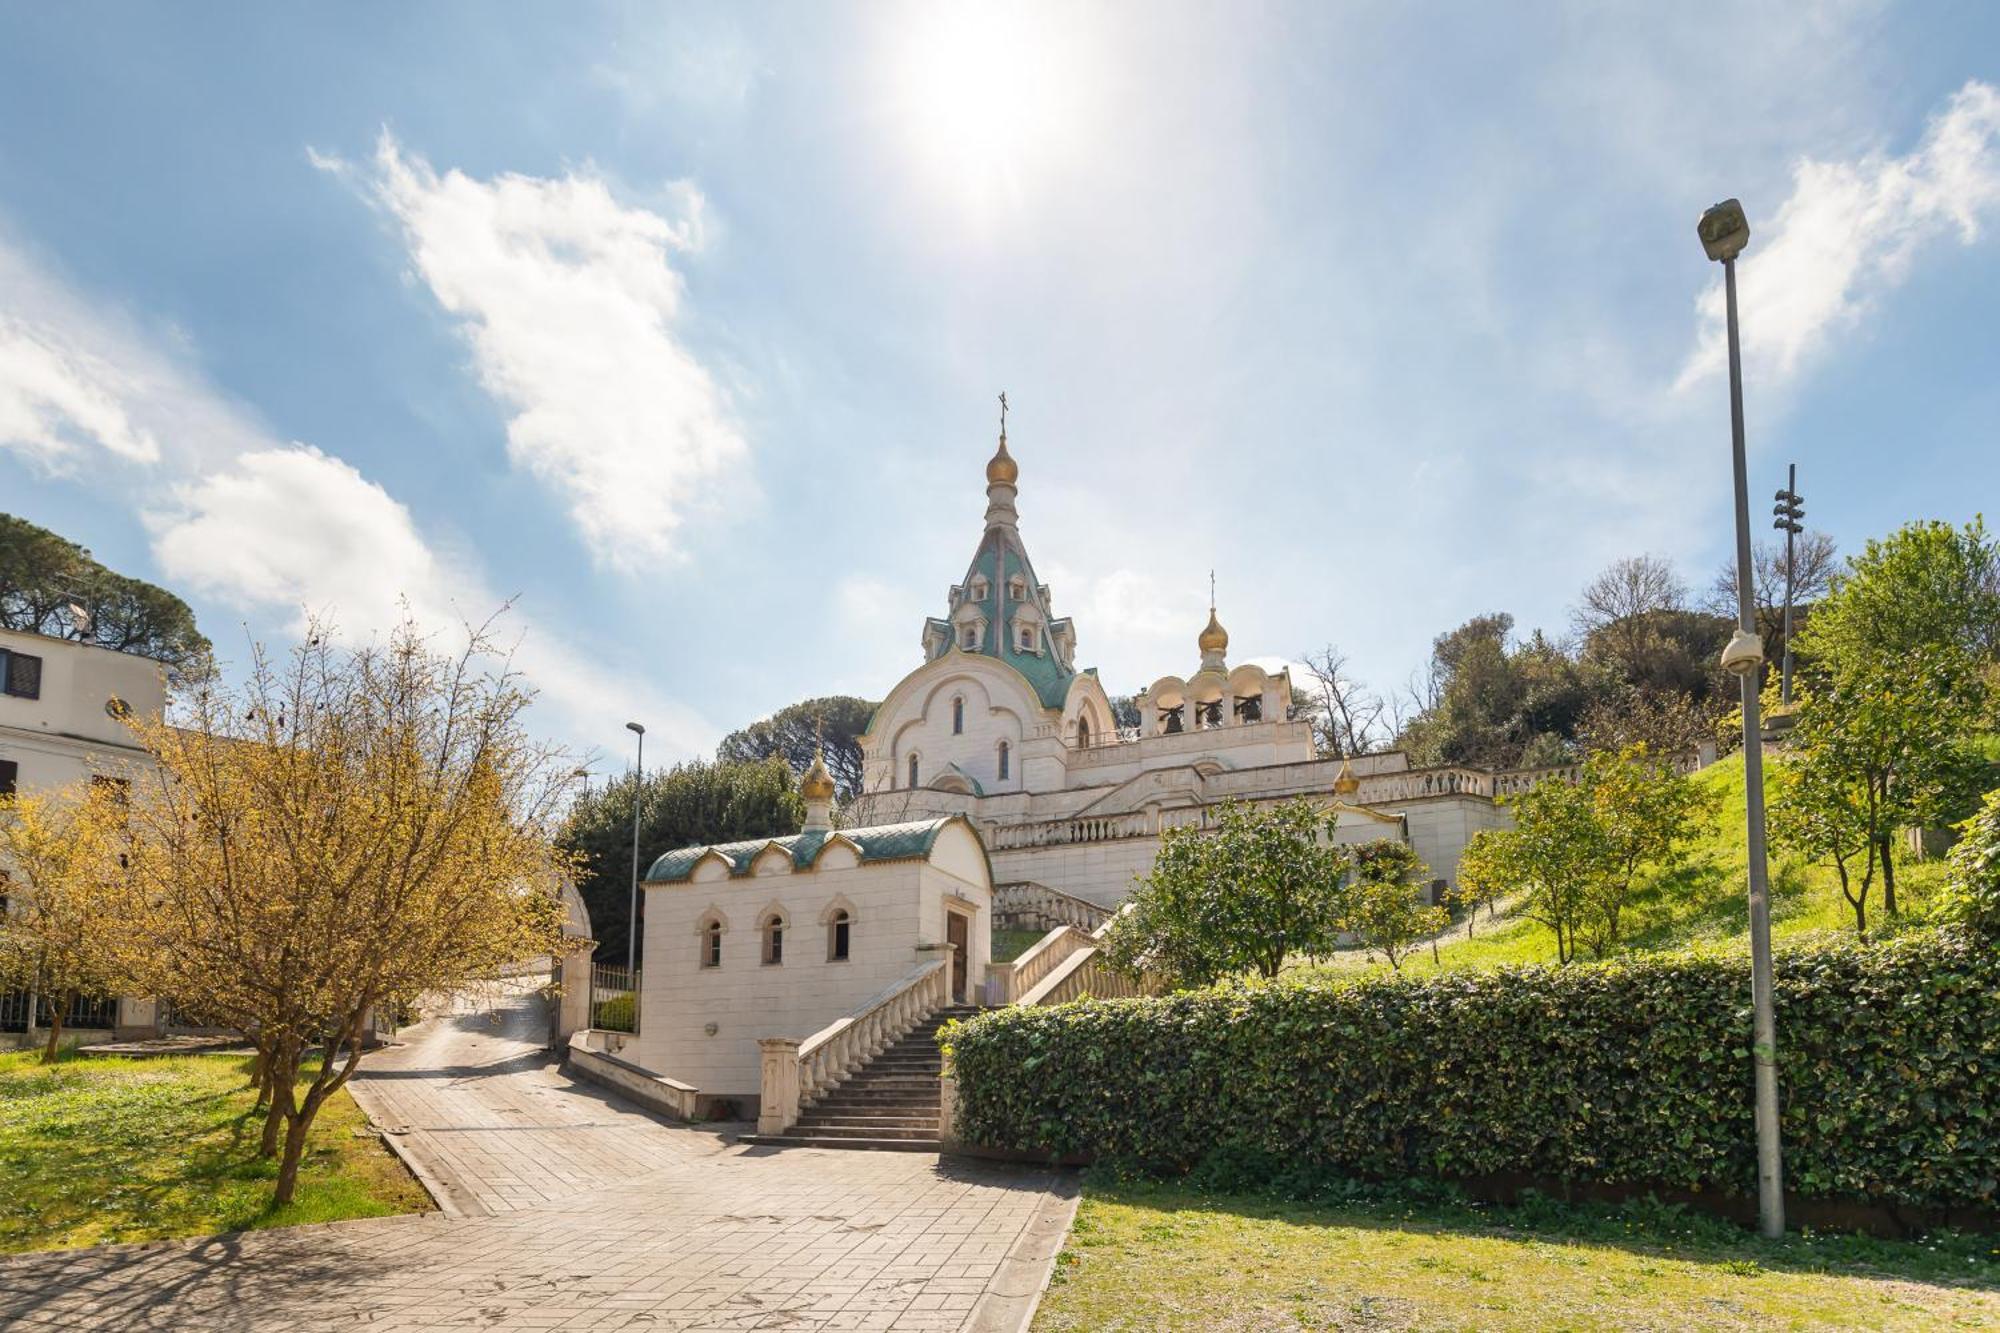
xmin=3 ymin=3 xmax=1997 ymax=766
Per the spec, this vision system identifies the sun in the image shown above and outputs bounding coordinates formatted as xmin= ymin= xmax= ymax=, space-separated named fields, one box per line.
xmin=887 ymin=5 xmax=1087 ymax=213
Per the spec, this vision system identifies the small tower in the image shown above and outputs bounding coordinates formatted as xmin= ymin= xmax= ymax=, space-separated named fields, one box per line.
xmin=800 ymin=745 xmax=836 ymax=833
xmin=984 ymin=392 xmax=1020 ymax=531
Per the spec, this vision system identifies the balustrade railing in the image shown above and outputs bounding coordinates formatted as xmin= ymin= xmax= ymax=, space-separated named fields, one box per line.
xmin=757 ymin=956 xmax=951 ymax=1134
xmin=1003 ymin=926 xmax=1098 ymax=1002
xmin=992 ymin=881 xmax=1113 ymax=933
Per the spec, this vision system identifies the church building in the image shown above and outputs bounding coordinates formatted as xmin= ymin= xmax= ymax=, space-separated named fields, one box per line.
xmin=845 ymin=417 xmax=1564 ymax=909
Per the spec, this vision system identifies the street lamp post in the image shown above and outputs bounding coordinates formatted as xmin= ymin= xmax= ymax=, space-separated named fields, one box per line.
xmin=1773 ymin=467 xmax=1804 ymax=707
xmin=1699 ymin=197 xmax=1785 ymax=1239
xmin=625 ymin=722 xmax=645 ymax=976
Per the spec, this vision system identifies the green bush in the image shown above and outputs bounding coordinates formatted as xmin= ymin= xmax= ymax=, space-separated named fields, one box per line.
xmin=592 ymin=993 xmax=636 ymax=1033
xmin=1943 ymin=786 xmax=2000 ymax=937
xmin=948 ymin=930 xmax=2000 ymax=1209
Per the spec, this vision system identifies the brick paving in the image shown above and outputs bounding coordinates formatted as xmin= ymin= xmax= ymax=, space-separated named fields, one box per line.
xmin=0 ymin=981 xmax=1076 ymax=1332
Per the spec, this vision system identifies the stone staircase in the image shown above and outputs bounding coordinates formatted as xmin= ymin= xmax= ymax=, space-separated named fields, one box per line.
xmin=742 ymin=1006 xmax=979 ymax=1151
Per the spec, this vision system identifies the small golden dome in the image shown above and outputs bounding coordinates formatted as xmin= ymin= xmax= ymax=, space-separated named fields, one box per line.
xmin=1198 ymin=607 xmax=1229 ymax=655
xmin=1333 ymin=758 xmax=1359 ymax=796
xmin=985 ymin=435 xmax=1018 ymax=486
xmin=800 ymin=748 xmax=836 ymax=802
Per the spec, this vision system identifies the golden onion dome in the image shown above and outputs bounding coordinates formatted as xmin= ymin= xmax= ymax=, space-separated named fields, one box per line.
xmin=1333 ymin=758 xmax=1360 ymax=796
xmin=985 ymin=435 xmax=1018 ymax=486
xmin=800 ymin=748 xmax=836 ymax=802
xmin=1198 ymin=607 xmax=1229 ymax=655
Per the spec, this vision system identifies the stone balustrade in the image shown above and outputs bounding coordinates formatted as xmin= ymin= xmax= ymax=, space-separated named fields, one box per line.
xmin=993 ymin=880 xmax=1114 ymax=933
xmin=756 ymin=955 xmax=951 ymax=1135
xmin=1001 ymin=925 xmax=1098 ymax=1003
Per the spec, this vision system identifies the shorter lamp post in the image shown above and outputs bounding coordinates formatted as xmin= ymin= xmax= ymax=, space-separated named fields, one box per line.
xmin=624 ymin=722 xmax=645 ymax=977
xmin=1773 ymin=468 xmax=1804 ymax=707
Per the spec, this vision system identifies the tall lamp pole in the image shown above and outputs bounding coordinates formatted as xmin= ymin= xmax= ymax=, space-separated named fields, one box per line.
xmin=1773 ymin=467 xmax=1804 ymax=707
xmin=625 ymin=721 xmax=646 ymax=976
xmin=1699 ymin=198 xmax=1785 ymax=1239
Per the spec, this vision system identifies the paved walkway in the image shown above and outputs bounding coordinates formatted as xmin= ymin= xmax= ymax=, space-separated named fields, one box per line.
xmin=0 ymin=982 xmax=1076 ymax=1332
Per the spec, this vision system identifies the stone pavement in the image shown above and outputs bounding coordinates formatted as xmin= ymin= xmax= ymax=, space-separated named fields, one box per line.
xmin=0 ymin=982 xmax=1077 ymax=1332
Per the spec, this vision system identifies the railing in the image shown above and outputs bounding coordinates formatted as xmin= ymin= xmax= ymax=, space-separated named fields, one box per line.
xmin=1002 ymin=926 xmax=1098 ymax=1002
xmin=757 ymin=956 xmax=952 ymax=1135
xmin=993 ymin=881 xmax=1113 ymax=933
xmin=1020 ymin=949 xmax=1160 ymax=1005
xmin=590 ymin=963 xmax=639 ymax=1034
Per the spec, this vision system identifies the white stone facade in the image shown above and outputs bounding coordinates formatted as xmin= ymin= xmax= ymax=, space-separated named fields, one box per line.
xmin=633 ymin=813 xmax=991 ymax=1115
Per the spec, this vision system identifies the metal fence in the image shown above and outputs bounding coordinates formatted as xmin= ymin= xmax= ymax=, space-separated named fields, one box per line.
xmin=1 ymin=990 xmax=118 ymax=1033
xmin=590 ymin=963 xmax=639 ymax=1034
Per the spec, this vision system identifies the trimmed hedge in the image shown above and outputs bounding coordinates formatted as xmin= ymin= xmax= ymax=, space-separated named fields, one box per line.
xmin=947 ymin=931 xmax=2000 ymax=1209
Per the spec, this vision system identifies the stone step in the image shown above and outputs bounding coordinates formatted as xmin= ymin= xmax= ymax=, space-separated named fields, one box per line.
xmin=738 ymin=1134 xmax=940 ymax=1153
xmin=795 ymin=1117 xmax=941 ymax=1132
xmin=775 ymin=1123 xmax=940 ymax=1141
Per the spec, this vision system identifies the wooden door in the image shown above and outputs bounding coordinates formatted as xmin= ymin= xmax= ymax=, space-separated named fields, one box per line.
xmin=947 ymin=911 xmax=969 ymax=1003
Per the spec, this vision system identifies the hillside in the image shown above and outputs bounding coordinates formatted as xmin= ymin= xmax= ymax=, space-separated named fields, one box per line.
xmin=1315 ymin=752 xmax=1955 ymax=976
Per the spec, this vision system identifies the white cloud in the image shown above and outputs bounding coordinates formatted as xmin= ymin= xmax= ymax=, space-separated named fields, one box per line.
xmin=322 ymin=132 xmax=752 ymax=572
xmin=0 ymin=233 xmax=717 ymax=761
xmin=1679 ymin=80 xmax=2000 ymax=393
xmin=0 ymin=319 xmax=161 ymax=470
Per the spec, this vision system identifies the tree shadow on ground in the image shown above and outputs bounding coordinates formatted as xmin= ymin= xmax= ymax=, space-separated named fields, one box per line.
xmin=1090 ymin=1175 xmax=2000 ymax=1295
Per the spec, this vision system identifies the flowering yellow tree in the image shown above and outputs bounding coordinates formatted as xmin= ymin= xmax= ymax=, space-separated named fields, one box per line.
xmin=122 ymin=618 xmax=575 ymax=1203
xmin=0 ymin=782 xmax=137 ymax=1062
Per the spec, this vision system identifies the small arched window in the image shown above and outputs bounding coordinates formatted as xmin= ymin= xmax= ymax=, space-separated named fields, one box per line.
xmin=762 ymin=914 xmax=784 ymax=966
xmin=828 ymin=910 xmax=851 ymax=962
xmin=1008 ymin=576 xmax=1025 ymax=602
xmin=1076 ymin=716 xmax=1091 ymax=748
xmin=952 ymin=696 xmax=964 ymax=734
xmin=908 ymin=753 xmax=920 ymax=788
xmin=997 ymin=740 xmax=1010 ymax=781
xmin=701 ymin=920 xmax=722 ymax=969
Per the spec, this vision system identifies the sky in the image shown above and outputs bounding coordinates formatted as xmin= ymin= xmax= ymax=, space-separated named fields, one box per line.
xmin=2 ymin=2 xmax=1997 ymax=770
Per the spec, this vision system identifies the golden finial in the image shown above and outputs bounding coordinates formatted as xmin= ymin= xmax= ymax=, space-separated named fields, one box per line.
xmin=1198 ymin=572 xmax=1228 ymax=654
xmin=1333 ymin=757 xmax=1360 ymax=796
xmin=985 ymin=391 xmax=1019 ymax=485
xmin=801 ymin=718 xmax=836 ymax=801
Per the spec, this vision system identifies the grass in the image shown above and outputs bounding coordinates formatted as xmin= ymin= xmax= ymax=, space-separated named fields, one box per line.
xmin=1034 ymin=1175 xmax=2000 ymax=1331
xmin=993 ymin=927 xmax=1049 ymax=963
xmin=1311 ymin=752 xmax=1952 ymax=979
xmin=0 ymin=1047 xmax=431 ymax=1253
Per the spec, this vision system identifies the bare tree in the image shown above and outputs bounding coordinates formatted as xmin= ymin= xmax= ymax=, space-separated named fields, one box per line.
xmin=1298 ymin=644 xmax=1387 ymax=757
xmin=1707 ymin=530 xmax=1839 ymax=664
xmin=1574 ymin=555 xmax=1687 ymax=637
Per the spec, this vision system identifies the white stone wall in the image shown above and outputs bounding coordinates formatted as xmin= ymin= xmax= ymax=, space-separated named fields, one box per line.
xmin=632 ymin=826 xmax=992 ymax=1101
xmin=0 ymin=627 xmax=165 ymax=794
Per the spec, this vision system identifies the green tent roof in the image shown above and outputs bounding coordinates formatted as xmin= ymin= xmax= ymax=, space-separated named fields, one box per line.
xmin=643 ymin=816 xmax=966 ymax=884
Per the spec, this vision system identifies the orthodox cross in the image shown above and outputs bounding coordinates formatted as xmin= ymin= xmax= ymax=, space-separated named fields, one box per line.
xmin=998 ymin=391 xmax=1008 ymax=441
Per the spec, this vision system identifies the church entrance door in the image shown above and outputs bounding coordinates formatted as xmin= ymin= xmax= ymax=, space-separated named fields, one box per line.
xmin=946 ymin=911 xmax=969 ymax=1003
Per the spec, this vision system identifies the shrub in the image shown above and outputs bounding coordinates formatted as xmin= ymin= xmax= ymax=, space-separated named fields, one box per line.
xmin=592 ymin=993 xmax=636 ymax=1033
xmin=1943 ymin=786 xmax=2000 ymax=937
xmin=948 ymin=931 xmax=2000 ymax=1209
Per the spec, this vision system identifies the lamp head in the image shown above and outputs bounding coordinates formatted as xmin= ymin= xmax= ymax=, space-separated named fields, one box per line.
xmin=1698 ymin=198 xmax=1750 ymax=263
xmin=625 ymin=721 xmax=645 ymax=736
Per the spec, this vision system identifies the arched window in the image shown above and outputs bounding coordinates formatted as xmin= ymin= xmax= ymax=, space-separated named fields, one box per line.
xmin=1008 ymin=576 xmax=1025 ymax=602
xmin=997 ymin=740 xmax=1010 ymax=781
xmin=908 ymin=753 xmax=920 ymax=788
xmin=952 ymin=696 xmax=964 ymax=734
xmin=1076 ymin=716 xmax=1091 ymax=748
xmin=828 ymin=910 xmax=851 ymax=962
xmin=762 ymin=913 xmax=784 ymax=966
xmin=701 ymin=920 xmax=722 ymax=968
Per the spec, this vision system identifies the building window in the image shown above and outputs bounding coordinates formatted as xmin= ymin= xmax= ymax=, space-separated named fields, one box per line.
xmin=828 ymin=910 xmax=851 ymax=962
xmin=1016 ymin=625 xmax=1035 ymax=653
xmin=952 ymin=696 xmax=964 ymax=734
xmin=969 ymin=577 xmax=989 ymax=602
xmin=997 ymin=741 xmax=1010 ymax=781
xmin=702 ymin=920 xmax=722 ymax=968
xmin=1076 ymin=716 xmax=1091 ymax=748
xmin=0 ymin=650 xmax=42 ymax=700
xmin=960 ymin=624 xmax=979 ymax=650
xmin=1008 ymin=576 xmax=1025 ymax=602
xmin=762 ymin=915 xmax=784 ymax=966
xmin=907 ymin=753 xmax=920 ymax=788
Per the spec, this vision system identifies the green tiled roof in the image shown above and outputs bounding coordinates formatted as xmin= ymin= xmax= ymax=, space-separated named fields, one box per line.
xmin=956 ymin=527 xmax=1076 ymax=709
xmin=643 ymin=816 xmax=964 ymax=885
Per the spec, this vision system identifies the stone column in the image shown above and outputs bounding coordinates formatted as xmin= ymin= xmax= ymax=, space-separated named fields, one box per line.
xmin=938 ymin=1071 xmax=963 ymax=1153
xmin=757 ymin=1038 xmax=802 ymax=1135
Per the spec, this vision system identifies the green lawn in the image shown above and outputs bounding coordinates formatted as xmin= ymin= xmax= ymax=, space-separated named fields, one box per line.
xmin=1312 ymin=753 xmax=1952 ymax=979
xmin=994 ymin=927 xmax=1048 ymax=963
xmin=1035 ymin=1177 xmax=2000 ymax=1331
xmin=0 ymin=1048 xmax=431 ymax=1253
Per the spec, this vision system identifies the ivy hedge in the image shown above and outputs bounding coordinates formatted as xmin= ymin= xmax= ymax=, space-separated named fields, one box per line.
xmin=945 ymin=931 xmax=2000 ymax=1209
